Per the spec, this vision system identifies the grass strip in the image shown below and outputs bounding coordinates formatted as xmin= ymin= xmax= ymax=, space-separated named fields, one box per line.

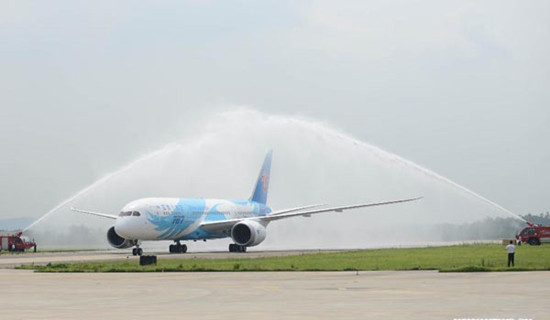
xmin=16 ymin=244 xmax=550 ymax=273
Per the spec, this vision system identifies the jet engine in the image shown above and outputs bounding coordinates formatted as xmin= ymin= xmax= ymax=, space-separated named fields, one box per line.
xmin=107 ymin=226 xmax=137 ymax=249
xmin=230 ymin=220 xmax=267 ymax=247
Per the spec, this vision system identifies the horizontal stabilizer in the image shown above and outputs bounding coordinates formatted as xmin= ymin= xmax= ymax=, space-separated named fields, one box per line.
xmin=71 ymin=207 xmax=118 ymax=220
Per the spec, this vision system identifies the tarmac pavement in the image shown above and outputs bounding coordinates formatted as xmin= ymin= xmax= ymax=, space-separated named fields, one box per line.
xmin=0 ymin=267 xmax=547 ymax=319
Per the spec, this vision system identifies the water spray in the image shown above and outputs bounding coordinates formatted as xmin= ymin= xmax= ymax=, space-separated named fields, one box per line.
xmin=265 ymin=113 xmax=526 ymax=223
xmin=24 ymin=144 xmax=180 ymax=231
xmin=25 ymin=108 xmax=524 ymax=249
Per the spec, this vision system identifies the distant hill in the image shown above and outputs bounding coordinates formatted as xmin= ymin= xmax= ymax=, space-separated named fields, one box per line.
xmin=0 ymin=217 xmax=35 ymax=231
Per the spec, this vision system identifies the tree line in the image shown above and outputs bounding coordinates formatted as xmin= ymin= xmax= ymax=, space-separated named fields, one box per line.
xmin=435 ymin=212 xmax=550 ymax=241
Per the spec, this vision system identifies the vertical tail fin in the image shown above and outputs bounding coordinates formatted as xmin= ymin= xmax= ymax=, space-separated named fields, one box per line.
xmin=250 ymin=150 xmax=272 ymax=205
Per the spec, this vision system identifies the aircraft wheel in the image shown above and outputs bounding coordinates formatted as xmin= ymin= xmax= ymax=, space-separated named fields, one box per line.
xmin=132 ymin=248 xmax=137 ymax=256
xmin=181 ymin=244 xmax=187 ymax=253
xmin=229 ymin=244 xmax=236 ymax=252
xmin=137 ymin=248 xmax=143 ymax=256
xmin=169 ymin=245 xmax=175 ymax=253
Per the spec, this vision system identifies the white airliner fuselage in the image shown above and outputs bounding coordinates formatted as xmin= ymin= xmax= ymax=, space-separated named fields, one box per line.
xmin=115 ymin=198 xmax=271 ymax=241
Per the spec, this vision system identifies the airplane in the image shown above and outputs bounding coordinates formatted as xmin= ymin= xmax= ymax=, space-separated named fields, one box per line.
xmin=72 ymin=150 xmax=421 ymax=256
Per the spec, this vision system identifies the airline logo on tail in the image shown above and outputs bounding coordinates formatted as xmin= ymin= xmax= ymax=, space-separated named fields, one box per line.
xmin=250 ymin=150 xmax=272 ymax=205
xmin=261 ymin=174 xmax=269 ymax=193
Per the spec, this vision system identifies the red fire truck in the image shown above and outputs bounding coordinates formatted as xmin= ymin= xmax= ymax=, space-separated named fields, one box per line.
xmin=0 ymin=231 xmax=37 ymax=252
xmin=516 ymin=222 xmax=550 ymax=246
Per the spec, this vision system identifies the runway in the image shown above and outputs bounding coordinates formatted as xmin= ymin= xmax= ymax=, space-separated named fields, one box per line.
xmin=1 ymin=268 xmax=546 ymax=320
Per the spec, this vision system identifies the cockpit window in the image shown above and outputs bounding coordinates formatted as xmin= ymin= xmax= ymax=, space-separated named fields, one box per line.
xmin=119 ymin=211 xmax=140 ymax=217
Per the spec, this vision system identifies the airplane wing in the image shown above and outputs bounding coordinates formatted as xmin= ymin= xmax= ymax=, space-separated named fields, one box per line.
xmin=71 ymin=207 xmax=118 ymax=220
xmin=268 ymin=203 xmax=327 ymax=216
xmin=199 ymin=219 xmax=241 ymax=232
xmin=200 ymin=204 xmax=326 ymax=232
xmin=199 ymin=197 xmax=421 ymax=233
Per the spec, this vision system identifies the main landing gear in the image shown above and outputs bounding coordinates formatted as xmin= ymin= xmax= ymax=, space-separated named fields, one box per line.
xmin=229 ymin=244 xmax=247 ymax=253
xmin=169 ymin=241 xmax=187 ymax=254
xmin=132 ymin=246 xmax=143 ymax=256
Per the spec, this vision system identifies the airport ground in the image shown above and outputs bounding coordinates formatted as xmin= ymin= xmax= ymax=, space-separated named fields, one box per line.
xmin=0 ymin=250 xmax=548 ymax=319
xmin=1 ymin=267 xmax=547 ymax=320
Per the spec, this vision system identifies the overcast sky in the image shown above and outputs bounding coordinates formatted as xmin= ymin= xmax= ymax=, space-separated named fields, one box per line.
xmin=1 ymin=0 xmax=549 ymax=220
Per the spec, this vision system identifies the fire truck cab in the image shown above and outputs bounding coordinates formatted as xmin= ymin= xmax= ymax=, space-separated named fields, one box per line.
xmin=0 ymin=231 xmax=37 ymax=252
xmin=516 ymin=224 xmax=550 ymax=246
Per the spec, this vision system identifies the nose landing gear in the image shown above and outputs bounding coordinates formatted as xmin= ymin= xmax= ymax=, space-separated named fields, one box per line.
xmin=169 ymin=241 xmax=187 ymax=254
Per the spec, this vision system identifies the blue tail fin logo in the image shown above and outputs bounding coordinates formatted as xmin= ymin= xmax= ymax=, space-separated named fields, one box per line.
xmin=250 ymin=150 xmax=272 ymax=205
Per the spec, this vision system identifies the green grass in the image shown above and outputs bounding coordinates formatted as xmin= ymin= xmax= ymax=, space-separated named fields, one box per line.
xmin=16 ymin=244 xmax=550 ymax=273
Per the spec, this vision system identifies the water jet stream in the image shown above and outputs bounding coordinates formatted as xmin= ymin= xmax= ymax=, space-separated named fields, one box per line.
xmin=24 ymin=144 xmax=180 ymax=231
xmin=25 ymin=109 xmax=524 ymax=249
xmin=346 ymin=135 xmax=525 ymax=223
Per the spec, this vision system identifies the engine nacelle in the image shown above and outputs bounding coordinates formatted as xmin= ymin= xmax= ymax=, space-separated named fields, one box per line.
xmin=231 ymin=220 xmax=267 ymax=247
xmin=107 ymin=226 xmax=137 ymax=249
